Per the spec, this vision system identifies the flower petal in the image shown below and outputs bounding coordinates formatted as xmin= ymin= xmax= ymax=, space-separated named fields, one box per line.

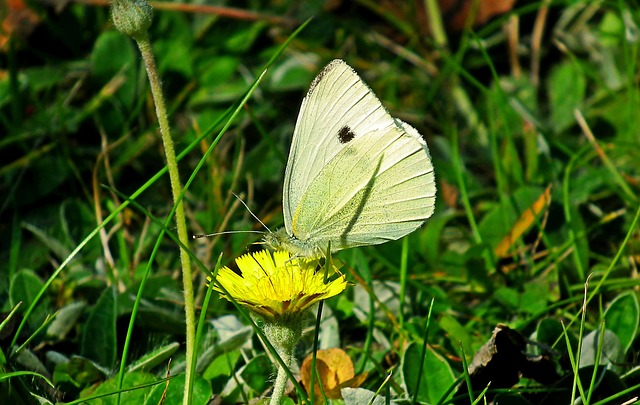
xmin=212 ymin=250 xmax=347 ymax=319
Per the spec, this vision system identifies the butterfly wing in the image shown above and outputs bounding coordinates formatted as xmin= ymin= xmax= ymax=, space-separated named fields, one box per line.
xmin=291 ymin=120 xmax=435 ymax=251
xmin=282 ymin=60 xmax=395 ymax=234
xmin=282 ymin=59 xmax=435 ymax=253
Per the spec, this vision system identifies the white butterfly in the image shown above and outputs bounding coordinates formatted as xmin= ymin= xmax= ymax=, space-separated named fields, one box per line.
xmin=264 ymin=59 xmax=436 ymax=257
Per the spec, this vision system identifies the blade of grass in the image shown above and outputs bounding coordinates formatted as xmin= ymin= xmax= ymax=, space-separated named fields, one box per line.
xmin=410 ymin=298 xmax=434 ymax=405
xmin=586 ymin=322 xmax=607 ymax=404
xmin=451 ymin=125 xmax=495 ymax=272
xmin=562 ymin=143 xmax=593 ymax=281
xmin=575 ymin=108 xmax=638 ymax=203
xmin=571 ymin=275 xmax=592 ymax=404
xmin=399 ymin=237 xmax=409 ymax=329
xmin=191 ymin=254 xmax=221 ymax=376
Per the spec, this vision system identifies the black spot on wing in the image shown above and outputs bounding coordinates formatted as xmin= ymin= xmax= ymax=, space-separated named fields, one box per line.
xmin=338 ymin=126 xmax=356 ymax=143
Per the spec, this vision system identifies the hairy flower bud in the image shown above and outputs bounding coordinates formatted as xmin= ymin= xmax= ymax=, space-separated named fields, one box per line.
xmin=110 ymin=0 xmax=153 ymax=40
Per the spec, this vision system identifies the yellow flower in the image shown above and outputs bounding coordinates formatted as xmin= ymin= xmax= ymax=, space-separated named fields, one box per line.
xmin=213 ymin=250 xmax=347 ymax=319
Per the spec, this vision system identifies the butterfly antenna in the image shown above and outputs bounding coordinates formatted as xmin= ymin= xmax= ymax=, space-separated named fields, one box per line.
xmin=232 ymin=192 xmax=271 ymax=233
xmin=193 ymin=230 xmax=263 ymax=239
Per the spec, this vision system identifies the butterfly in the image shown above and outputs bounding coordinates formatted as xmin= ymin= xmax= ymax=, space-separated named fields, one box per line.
xmin=263 ymin=59 xmax=436 ymax=257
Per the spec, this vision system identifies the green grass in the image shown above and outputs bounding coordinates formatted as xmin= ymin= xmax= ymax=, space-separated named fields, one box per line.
xmin=2 ymin=0 xmax=640 ymax=404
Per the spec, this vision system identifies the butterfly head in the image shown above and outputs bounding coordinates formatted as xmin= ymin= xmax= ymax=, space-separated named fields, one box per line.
xmin=262 ymin=228 xmax=325 ymax=258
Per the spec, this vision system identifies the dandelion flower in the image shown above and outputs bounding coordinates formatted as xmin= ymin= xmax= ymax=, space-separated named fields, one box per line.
xmin=213 ymin=249 xmax=347 ymax=319
xmin=211 ymin=249 xmax=347 ymax=405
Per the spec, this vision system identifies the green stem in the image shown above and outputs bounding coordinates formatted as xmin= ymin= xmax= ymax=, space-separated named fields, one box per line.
xmin=264 ymin=320 xmax=302 ymax=405
xmin=270 ymin=355 xmax=292 ymax=405
xmin=135 ymin=34 xmax=196 ymax=404
xmin=423 ymin=0 xmax=447 ymax=49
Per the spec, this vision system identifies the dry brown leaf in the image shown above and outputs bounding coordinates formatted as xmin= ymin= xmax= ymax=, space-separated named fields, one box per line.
xmin=300 ymin=348 xmax=366 ymax=402
xmin=440 ymin=0 xmax=517 ymax=31
xmin=453 ymin=324 xmax=559 ymax=403
xmin=495 ymin=185 xmax=551 ymax=258
xmin=439 ymin=179 xmax=458 ymax=209
xmin=0 ymin=0 xmax=41 ymax=52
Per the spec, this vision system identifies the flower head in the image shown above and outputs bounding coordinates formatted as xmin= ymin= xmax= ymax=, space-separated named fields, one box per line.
xmin=213 ymin=250 xmax=347 ymax=319
xmin=110 ymin=0 xmax=153 ymax=40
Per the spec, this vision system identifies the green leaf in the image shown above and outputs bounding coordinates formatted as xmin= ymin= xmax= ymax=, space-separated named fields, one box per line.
xmin=155 ymin=38 xmax=194 ymax=77
xmin=579 ymin=329 xmax=622 ymax=368
xmin=267 ymin=58 xmax=319 ymax=92
xmin=47 ymin=301 xmax=85 ymax=340
xmin=534 ymin=318 xmax=577 ymax=360
xmin=493 ymin=286 xmax=520 ymax=310
xmin=402 ymin=342 xmax=455 ymax=403
xmin=550 ymin=204 xmax=589 ymax=280
xmin=341 ymin=387 xmax=387 ymax=405
xmin=240 ymin=354 xmax=273 ymax=394
xmin=603 ymin=292 xmax=639 ymax=354
xmin=9 ymin=269 xmax=50 ymax=328
xmin=224 ymin=21 xmax=267 ymax=53
xmin=418 ymin=211 xmax=455 ymax=264
xmin=439 ymin=313 xmax=476 ymax=357
xmin=81 ymin=287 xmax=117 ymax=368
xmin=547 ymin=61 xmax=586 ymax=133
xmin=145 ymin=373 xmax=212 ymax=405
xmin=22 ymin=222 xmax=70 ymax=260
xmin=91 ymin=31 xmax=136 ymax=109
xmin=53 ymin=356 xmax=107 ymax=388
xmin=79 ymin=371 xmax=157 ymax=404
xmin=128 ymin=342 xmax=180 ymax=373
xmin=203 ymin=349 xmax=241 ymax=381
xmin=520 ymin=278 xmax=553 ymax=315
xmin=197 ymin=55 xmax=239 ymax=87
xmin=14 ymin=348 xmax=48 ymax=378
xmin=24 ymin=65 xmax=69 ymax=93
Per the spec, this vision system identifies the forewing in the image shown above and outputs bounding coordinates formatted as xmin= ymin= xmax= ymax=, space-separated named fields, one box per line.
xmin=282 ymin=59 xmax=396 ymax=234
